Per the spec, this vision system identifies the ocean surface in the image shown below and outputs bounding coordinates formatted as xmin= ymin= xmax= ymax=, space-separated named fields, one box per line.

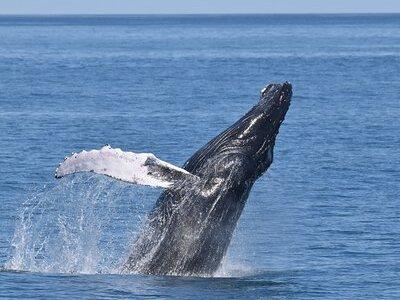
xmin=0 ymin=14 xmax=399 ymax=299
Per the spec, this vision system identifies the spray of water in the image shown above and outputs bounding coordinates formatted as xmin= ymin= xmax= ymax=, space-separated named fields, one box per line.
xmin=6 ymin=174 xmax=158 ymax=274
xmin=5 ymin=174 xmax=252 ymax=277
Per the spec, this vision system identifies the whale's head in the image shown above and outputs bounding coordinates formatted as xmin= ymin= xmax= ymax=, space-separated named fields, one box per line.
xmin=238 ymin=82 xmax=292 ymax=177
xmin=184 ymin=82 xmax=292 ymax=179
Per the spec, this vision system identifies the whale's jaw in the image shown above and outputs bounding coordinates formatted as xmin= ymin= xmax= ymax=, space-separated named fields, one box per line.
xmin=124 ymin=82 xmax=293 ymax=276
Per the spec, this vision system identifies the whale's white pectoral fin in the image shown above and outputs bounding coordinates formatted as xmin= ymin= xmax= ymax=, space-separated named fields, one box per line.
xmin=55 ymin=145 xmax=197 ymax=188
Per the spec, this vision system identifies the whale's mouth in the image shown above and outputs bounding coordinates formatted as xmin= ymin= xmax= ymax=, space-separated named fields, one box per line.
xmin=242 ymin=82 xmax=292 ymax=177
xmin=278 ymin=82 xmax=292 ymax=103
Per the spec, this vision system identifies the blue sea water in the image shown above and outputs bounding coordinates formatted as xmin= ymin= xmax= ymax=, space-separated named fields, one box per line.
xmin=0 ymin=14 xmax=399 ymax=299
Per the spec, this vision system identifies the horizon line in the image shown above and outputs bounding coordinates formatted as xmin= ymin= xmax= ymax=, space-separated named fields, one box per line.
xmin=0 ymin=12 xmax=399 ymax=16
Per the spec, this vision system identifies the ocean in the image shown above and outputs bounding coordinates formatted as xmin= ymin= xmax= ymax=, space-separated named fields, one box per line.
xmin=0 ymin=14 xmax=399 ymax=299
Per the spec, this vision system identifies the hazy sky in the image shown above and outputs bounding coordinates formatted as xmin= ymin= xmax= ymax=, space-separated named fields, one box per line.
xmin=0 ymin=0 xmax=399 ymax=14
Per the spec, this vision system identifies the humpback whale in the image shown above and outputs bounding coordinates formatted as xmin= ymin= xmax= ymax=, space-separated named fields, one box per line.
xmin=56 ymin=82 xmax=293 ymax=276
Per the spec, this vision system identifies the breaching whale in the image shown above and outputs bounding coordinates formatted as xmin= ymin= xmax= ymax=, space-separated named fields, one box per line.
xmin=56 ymin=82 xmax=293 ymax=276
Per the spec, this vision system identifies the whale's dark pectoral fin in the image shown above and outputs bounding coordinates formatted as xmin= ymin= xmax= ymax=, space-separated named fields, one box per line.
xmin=55 ymin=145 xmax=197 ymax=188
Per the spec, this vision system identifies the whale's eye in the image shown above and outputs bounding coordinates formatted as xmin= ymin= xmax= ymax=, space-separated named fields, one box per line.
xmin=213 ymin=178 xmax=223 ymax=186
xmin=201 ymin=177 xmax=224 ymax=197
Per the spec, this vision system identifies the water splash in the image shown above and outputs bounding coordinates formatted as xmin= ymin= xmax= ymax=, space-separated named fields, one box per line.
xmin=214 ymin=256 xmax=257 ymax=278
xmin=6 ymin=174 xmax=159 ymax=274
xmin=5 ymin=173 xmax=255 ymax=277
